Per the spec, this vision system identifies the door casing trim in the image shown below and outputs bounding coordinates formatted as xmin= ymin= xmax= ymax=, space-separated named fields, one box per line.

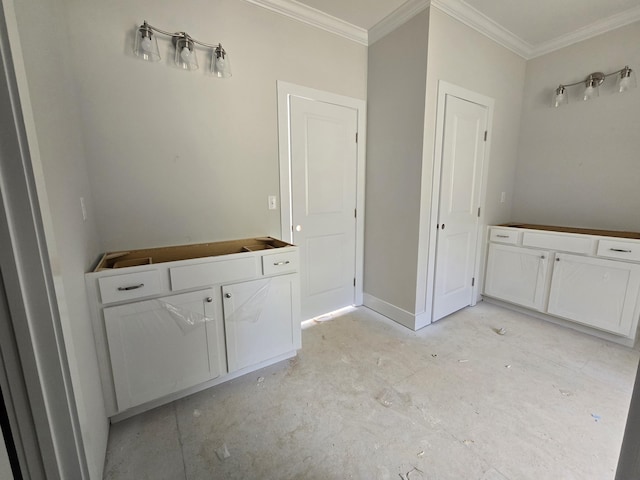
xmin=276 ymin=81 xmax=366 ymax=307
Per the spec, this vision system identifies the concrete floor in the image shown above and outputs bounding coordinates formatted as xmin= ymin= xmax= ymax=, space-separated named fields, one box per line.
xmin=103 ymin=302 xmax=640 ymax=480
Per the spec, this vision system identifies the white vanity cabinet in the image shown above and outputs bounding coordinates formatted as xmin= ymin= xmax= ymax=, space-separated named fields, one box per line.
xmin=223 ymin=274 xmax=301 ymax=372
xmin=547 ymin=253 xmax=640 ymax=336
xmin=484 ymin=225 xmax=640 ymax=345
xmin=104 ymin=288 xmax=225 ymax=411
xmin=485 ymin=244 xmax=551 ymax=311
xmin=85 ymin=237 xmax=301 ymax=419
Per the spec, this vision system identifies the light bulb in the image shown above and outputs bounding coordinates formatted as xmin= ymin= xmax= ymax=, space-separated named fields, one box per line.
xmin=141 ymin=37 xmax=152 ymax=53
xmin=180 ymin=46 xmax=192 ymax=63
xmin=619 ymin=76 xmax=632 ymax=93
xmin=583 ymin=85 xmax=595 ymax=101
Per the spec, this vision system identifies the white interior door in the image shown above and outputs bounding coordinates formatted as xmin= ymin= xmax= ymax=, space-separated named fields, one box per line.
xmin=289 ymin=96 xmax=358 ymax=320
xmin=433 ymin=95 xmax=488 ymax=321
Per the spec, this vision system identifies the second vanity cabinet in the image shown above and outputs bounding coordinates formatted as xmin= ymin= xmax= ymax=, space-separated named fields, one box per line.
xmin=484 ymin=244 xmax=551 ymax=311
xmin=547 ymin=253 xmax=640 ymax=336
xmin=86 ymin=237 xmax=301 ymax=419
xmin=484 ymin=225 xmax=640 ymax=344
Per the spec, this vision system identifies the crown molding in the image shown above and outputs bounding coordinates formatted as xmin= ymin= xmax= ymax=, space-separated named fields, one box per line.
xmin=243 ymin=0 xmax=368 ymax=45
xmin=368 ymin=0 xmax=430 ymax=45
xmin=245 ymin=0 xmax=640 ymax=56
xmin=529 ymin=5 xmax=640 ymax=58
xmin=430 ymin=0 xmax=532 ymax=58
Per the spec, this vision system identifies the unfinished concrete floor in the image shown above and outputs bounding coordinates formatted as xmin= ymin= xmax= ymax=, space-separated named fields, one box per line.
xmin=103 ymin=302 xmax=639 ymax=480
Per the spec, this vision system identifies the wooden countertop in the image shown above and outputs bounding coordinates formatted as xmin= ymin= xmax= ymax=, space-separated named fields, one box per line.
xmin=92 ymin=237 xmax=294 ymax=271
xmin=500 ymin=223 xmax=640 ymax=240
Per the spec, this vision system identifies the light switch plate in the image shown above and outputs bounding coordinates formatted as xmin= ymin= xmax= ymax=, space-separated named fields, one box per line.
xmin=268 ymin=195 xmax=277 ymax=210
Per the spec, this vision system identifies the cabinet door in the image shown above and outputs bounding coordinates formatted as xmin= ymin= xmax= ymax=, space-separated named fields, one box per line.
xmin=548 ymin=253 xmax=640 ymax=336
xmin=104 ymin=288 xmax=225 ymax=411
xmin=484 ymin=243 xmax=551 ymax=310
xmin=223 ymin=274 xmax=300 ymax=372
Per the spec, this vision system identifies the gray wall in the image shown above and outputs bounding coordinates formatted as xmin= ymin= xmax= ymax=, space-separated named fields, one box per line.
xmin=63 ymin=0 xmax=368 ymax=251
xmin=512 ymin=22 xmax=640 ymax=230
xmin=12 ymin=0 xmax=108 ymax=477
xmin=364 ymin=10 xmax=430 ymax=313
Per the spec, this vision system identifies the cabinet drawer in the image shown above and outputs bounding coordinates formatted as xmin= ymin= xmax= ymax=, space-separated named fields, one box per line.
xmin=522 ymin=231 xmax=593 ymax=254
xmin=489 ymin=228 xmax=519 ymax=245
xmin=170 ymin=257 xmax=258 ymax=291
xmin=597 ymin=239 xmax=640 ymax=262
xmin=98 ymin=270 xmax=162 ymax=305
xmin=262 ymin=251 xmax=298 ymax=276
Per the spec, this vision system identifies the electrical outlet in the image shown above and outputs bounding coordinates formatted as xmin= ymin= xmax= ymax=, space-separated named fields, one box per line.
xmin=80 ymin=197 xmax=87 ymax=221
xmin=500 ymin=192 xmax=506 ymax=203
xmin=268 ymin=195 xmax=277 ymax=210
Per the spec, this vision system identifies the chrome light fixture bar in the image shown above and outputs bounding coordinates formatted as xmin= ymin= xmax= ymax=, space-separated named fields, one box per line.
xmin=134 ymin=21 xmax=231 ymax=78
xmin=553 ymin=65 xmax=635 ymax=107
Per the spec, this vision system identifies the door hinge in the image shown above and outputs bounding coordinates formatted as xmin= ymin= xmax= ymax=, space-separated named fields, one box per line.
xmin=353 ymin=278 xmax=356 ymax=287
xmin=472 ymin=277 xmax=475 ymax=287
xmin=484 ymin=131 xmax=488 ymax=141
xmin=477 ymin=207 xmax=481 ymax=217
xmin=355 ymin=132 xmax=358 ymax=143
xmin=354 ymin=208 xmax=357 ymax=218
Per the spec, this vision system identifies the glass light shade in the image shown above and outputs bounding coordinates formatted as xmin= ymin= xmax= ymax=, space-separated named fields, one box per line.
xmin=583 ymin=80 xmax=599 ymax=101
xmin=552 ymin=85 xmax=568 ymax=108
xmin=212 ymin=45 xmax=232 ymax=78
xmin=174 ymin=37 xmax=199 ymax=71
xmin=617 ymin=66 xmax=636 ymax=93
xmin=134 ymin=24 xmax=160 ymax=62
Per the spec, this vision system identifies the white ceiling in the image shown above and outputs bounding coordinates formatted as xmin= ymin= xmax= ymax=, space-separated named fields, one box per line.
xmin=462 ymin=0 xmax=640 ymax=46
xmin=293 ymin=0 xmax=640 ymax=51
xmin=299 ymin=0 xmax=407 ymax=30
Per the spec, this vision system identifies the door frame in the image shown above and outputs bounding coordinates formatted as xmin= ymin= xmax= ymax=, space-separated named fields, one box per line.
xmin=426 ymin=81 xmax=494 ymax=321
xmin=0 ymin=1 xmax=88 ymax=477
xmin=276 ymin=81 xmax=366 ymax=307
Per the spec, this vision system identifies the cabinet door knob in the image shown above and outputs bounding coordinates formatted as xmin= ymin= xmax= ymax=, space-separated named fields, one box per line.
xmin=206 ymin=297 xmax=213 ymax=303
xmin=540 ymin=255 xmax=546 ymax=259
xmin=556 ymin=257 xmax=560 ymax=262
xmin=224 ymin=293 xmax=232 ymax=299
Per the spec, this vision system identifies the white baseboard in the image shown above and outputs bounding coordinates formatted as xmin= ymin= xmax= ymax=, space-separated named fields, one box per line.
xmin=363 ymin=293 xmax=419 ymax=330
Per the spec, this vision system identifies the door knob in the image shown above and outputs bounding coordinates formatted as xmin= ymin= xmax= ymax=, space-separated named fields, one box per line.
xmin=224 ymin=293 xmax=232 ymax=298
xmin=295 ymin=225 xmax=302 ymax=232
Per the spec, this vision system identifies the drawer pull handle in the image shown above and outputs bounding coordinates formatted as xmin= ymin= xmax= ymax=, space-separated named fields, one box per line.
xmin=609 ymin=248 xmax=632 ymax=253
xmin=496 ymin=235 xmax=510 ymax=238
xmin=117 ymin=283 xmax=144 ymax=291
xmin=273 ymin=260 xmax=291 ymax=266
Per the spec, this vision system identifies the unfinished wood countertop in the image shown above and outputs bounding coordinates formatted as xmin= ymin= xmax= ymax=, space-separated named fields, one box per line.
xmin=92 ymin=237 xmax=294 ymax=272
xmin=500 ymin=223 xmax=640 ymax=240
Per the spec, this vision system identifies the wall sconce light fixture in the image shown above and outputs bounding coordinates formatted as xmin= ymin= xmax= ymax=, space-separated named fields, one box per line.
xmin=134 ymin=21 xmax=231 ymax=78
xmin=553 ymin=65 xmax=635 ymax=107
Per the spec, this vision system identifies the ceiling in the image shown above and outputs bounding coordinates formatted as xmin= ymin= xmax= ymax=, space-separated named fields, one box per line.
xmin=292 ymin=0 xmax=640 ymax=55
